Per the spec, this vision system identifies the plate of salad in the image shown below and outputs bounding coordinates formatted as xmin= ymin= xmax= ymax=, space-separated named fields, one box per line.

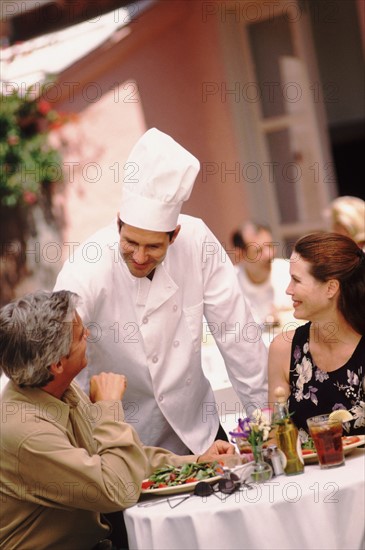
xmin=141 ymin=461 xmax=224 ymax=495
xmin=301 ymin=435 xmax=365 ymax=463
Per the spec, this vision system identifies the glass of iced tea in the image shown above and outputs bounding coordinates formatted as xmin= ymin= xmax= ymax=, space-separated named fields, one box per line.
xmin=307 ymin=414 xmax=344 ymax=469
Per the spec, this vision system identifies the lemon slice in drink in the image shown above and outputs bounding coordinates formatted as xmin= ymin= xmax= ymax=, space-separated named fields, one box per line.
xmin=328 ymin=410 xmax=353 ymax=423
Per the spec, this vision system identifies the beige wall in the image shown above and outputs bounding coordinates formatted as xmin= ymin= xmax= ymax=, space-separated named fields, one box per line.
xmin=54 ymin=1 xmax=248 ymax=252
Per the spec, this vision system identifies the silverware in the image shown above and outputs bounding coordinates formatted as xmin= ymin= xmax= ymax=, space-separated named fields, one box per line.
xmin=137 ymin=494 xmax=194 ymax=508
xmin=138 ymin=481 xmax=215 ymax=508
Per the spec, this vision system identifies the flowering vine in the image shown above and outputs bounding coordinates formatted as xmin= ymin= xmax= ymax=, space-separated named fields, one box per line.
xmin=0 ymin=85 xmax=73 ymax=207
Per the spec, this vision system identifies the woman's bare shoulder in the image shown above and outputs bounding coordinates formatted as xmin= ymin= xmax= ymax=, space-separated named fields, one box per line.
xmin=268 ymin=330 xmax=295 ymax=403
xmin=269 ymin=329 xmax=295 ymax=354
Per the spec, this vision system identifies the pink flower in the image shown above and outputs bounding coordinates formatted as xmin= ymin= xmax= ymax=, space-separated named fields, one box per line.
xmin=23 ymin=191 xmax=38 ymax=205
xmin=7 ymin=135 xmax=19 ymax=146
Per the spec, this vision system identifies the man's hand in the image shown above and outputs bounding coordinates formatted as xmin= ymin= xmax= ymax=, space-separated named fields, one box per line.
xmin=90 ymin=372 xmax=127 ymax=403
xmin=197 ymin=439 xmax=236 ymax=462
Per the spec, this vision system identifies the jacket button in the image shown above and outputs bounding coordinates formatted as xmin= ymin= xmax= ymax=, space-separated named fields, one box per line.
xmin=173 ymin=305 xmax=178 ymax=312
xmin=142 ymin=317 xmax=148 ymax=324
xmin=186 ymin=377 xmax=191 ymax=385
xmin=159 ymin=395 xmax=164 ymax=402
xmin=152 ymin=356 xmax=158 ymax=363
xmin=173 ymin=340 xmax=180 ymax=347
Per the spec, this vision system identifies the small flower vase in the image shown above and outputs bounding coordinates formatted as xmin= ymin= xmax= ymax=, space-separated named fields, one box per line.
xmin=248 ymin=444 xmax=273 ymax=483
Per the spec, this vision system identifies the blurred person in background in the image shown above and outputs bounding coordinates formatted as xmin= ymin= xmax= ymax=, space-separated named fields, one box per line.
xmin=0 ymin=290 xmax=234 ymax=550
xmin=328 ymin=195 xmax=365 ymax=249
xmin=54 ymin=128 xmax=268 ymax=456
xmin=268 ymin=232 xmax=365 ymax=440
xmin=231 ymin=221 xmax=292 ymax=326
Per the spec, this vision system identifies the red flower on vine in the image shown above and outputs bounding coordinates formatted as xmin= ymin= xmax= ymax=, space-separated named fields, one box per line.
xmin=23 ymin=191 xmax=38 ymax=205
xmin=37 ymin=99 xmax=52 ymax=115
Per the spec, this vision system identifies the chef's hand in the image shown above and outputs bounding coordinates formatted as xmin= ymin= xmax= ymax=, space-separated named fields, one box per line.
xmin=90 ymin=372 xmax=127 ymax=403
xmin=197 ymin=440 xmax=236 ymax=463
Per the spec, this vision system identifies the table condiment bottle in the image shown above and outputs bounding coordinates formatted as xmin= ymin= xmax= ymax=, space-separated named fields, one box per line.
xmin=267 ymin=445 xmax=284 ymax=476
xmin=272 ymin=386 xmax=304 ymax=476
xmin=263 ymin=447 xmax=273 ymax=470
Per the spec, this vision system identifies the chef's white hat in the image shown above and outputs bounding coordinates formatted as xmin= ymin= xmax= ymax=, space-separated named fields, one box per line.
xmin=120 ymin=128 xmax=200 ymax=231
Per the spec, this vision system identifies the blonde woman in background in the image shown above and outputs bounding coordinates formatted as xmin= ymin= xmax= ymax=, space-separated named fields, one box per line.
xmin=329 ymin=195 xmax=365 ymax=249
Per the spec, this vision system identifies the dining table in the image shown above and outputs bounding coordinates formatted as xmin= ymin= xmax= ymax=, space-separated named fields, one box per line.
xmin=124 ymin=447 xmax=365 ymax=550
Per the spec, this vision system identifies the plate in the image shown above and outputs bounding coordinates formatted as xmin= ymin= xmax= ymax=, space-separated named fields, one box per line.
xmin=141 ymin=475 xmax=222 ymax=496
xmin=302 ymin=435 xmax=365 ymax=464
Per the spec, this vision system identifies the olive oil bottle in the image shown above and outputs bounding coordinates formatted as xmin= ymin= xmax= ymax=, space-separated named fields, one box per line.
xmin=272 ymin=387 xmax=304 ymax=476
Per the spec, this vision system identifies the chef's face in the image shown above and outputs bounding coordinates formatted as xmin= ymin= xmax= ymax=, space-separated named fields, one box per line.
xmin=119 ymin=222 xmax=180 ymax=278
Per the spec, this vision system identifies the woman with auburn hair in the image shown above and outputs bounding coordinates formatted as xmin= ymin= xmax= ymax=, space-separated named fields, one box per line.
xmin=268 ymin=232 xmax=365 ymax=438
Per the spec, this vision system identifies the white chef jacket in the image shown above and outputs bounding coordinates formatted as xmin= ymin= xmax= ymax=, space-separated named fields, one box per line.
xmin=54 ymin=215 xmax=268 ymax=454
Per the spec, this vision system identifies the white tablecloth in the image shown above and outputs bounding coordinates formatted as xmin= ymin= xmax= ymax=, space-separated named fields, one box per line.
xmin=124 ymin=449 xmax=365 ymax=550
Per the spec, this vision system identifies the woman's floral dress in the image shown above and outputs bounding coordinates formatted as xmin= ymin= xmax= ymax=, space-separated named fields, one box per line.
xmin=288 ymin=323 xmax=365 ymax=438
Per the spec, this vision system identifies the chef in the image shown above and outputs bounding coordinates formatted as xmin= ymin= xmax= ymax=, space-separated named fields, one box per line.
xmin=54 ymin=128 xmax=268 ymax=455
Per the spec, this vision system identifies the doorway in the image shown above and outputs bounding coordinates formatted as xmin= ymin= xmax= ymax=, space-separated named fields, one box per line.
xmin=307 ymin=0 xmax=365 ymax=200
xmin=219 ymin=0 xmax=361 ymax=249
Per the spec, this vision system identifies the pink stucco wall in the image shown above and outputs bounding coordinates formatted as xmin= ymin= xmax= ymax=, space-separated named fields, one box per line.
xmin=53 ymin=1 xmax=248 ymax=252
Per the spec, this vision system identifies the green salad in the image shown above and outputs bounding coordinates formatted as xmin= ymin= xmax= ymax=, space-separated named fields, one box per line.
xmin=141 ymin=461 xmax=223 ymax=490
xmin=301 ymin=437 xmax=316 ymax=451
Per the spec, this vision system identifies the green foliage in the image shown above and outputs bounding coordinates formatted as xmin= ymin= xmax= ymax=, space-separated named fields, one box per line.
xmin=0 ymin=88 xmax=64 ymax=207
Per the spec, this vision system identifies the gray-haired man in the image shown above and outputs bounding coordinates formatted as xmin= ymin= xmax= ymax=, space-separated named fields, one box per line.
xmin=0 ymin=290 xmax=234 ymax=549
